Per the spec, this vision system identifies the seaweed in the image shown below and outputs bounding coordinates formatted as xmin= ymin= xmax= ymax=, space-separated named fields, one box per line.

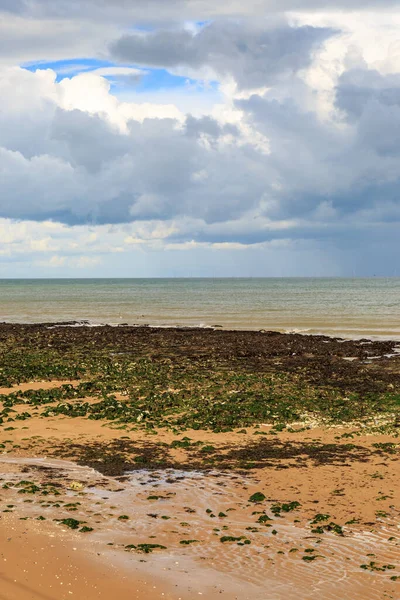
xmin=249 ymin=492 xmax=266 ymax=503
xmin=57 ymin=518 xmax=81 ymax=530
xmin=125 ymin=543 xmax=167 ymax=554
xmin=271 ymin=501 xmax=301 ymax=516
xmin=1 ymin=325 xmax=398 ymax=435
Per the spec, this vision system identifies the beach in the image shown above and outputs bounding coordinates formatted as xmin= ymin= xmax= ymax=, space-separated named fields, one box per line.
xmin=3 ymin=0 xmax=400 ymax=594
xmin=0 ymin=324 xmax=399 ymax=599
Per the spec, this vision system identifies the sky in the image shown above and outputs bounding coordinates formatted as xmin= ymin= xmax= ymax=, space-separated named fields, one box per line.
xmin=1 ymin=1 xmax=400 ymax=277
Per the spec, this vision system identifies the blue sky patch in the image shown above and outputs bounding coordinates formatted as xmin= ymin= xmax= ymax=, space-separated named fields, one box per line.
xmin=22 ymin=58 xmax=217 ymax=95
xmin=23 ymin=58 xmax=120 ymax=81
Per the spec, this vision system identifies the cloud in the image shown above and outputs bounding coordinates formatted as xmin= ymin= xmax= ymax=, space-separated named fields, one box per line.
xmin=0 ymin=13 xmax=116 ymax=65
xmin=1 ymin=8 xmax=400 ymax=276
xmin=2 ymin=0 xmax=400 ymax=22
xmin=333 ymin=68 xmax=400 ymax=162
xmin=110 ymin=21 xmax=336 ymax=89
xmin=88 ymin=66 xmax=143 ymax=79
xmin=0 ymin=66 xmax=272 ymax=226
xmin=2 ymin=54 xmax=400 ymax=241
xmin=237 ymin=79 xmax=400 ymax=225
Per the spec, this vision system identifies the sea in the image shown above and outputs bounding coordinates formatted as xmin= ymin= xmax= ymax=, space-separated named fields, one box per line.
xmin=0 ymin=278 xmax=399 ymax=340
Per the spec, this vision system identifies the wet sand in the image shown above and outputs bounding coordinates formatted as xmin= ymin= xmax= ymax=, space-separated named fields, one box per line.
xmin=0 ymin=517 xmax=177 ymax=600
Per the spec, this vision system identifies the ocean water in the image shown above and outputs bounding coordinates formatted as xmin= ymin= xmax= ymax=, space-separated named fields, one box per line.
xmin=0 ymin=278 xmax=399 ymax=340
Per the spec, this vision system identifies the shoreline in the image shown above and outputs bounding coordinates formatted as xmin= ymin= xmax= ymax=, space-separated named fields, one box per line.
xmin=1 ymin=320 xmax=400 ymax=343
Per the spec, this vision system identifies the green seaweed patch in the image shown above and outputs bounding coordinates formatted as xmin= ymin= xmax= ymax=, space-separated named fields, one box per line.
xmin=57 ymin=518 xmax=82 ymax=530
xmin=180 ymin=539 xmax=200 ymax=545
xmin=310 ymin=514 xmax=330 ymax=524
xmin=257 ymin=514 xmax=272 ymax=524
xmin=200 ymin=445 xmax=216 ymax=453
xmin=170 ymin=438 xmax=192 ymax=449
xmin=147 ymin=495 xmax=166 ymax=501
xmin=17 ymin=483 xmax=41 ymax=494
xmin=372 ymin=443 xmax=399 ymax=454
xmin=311 ymin=521 xmax=344 ymax=536
xmin=125 ymin=543 xmax=167 ymax=554
xmin=249 ymin=492 xmax=266 ymax=503
xmin=271 ymin=501 xmax=301 ymax=516
xmin=360 ymin=562 xmax=396 ymax=572
xmin=311 ymin=526 xmax=324 ymax=535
